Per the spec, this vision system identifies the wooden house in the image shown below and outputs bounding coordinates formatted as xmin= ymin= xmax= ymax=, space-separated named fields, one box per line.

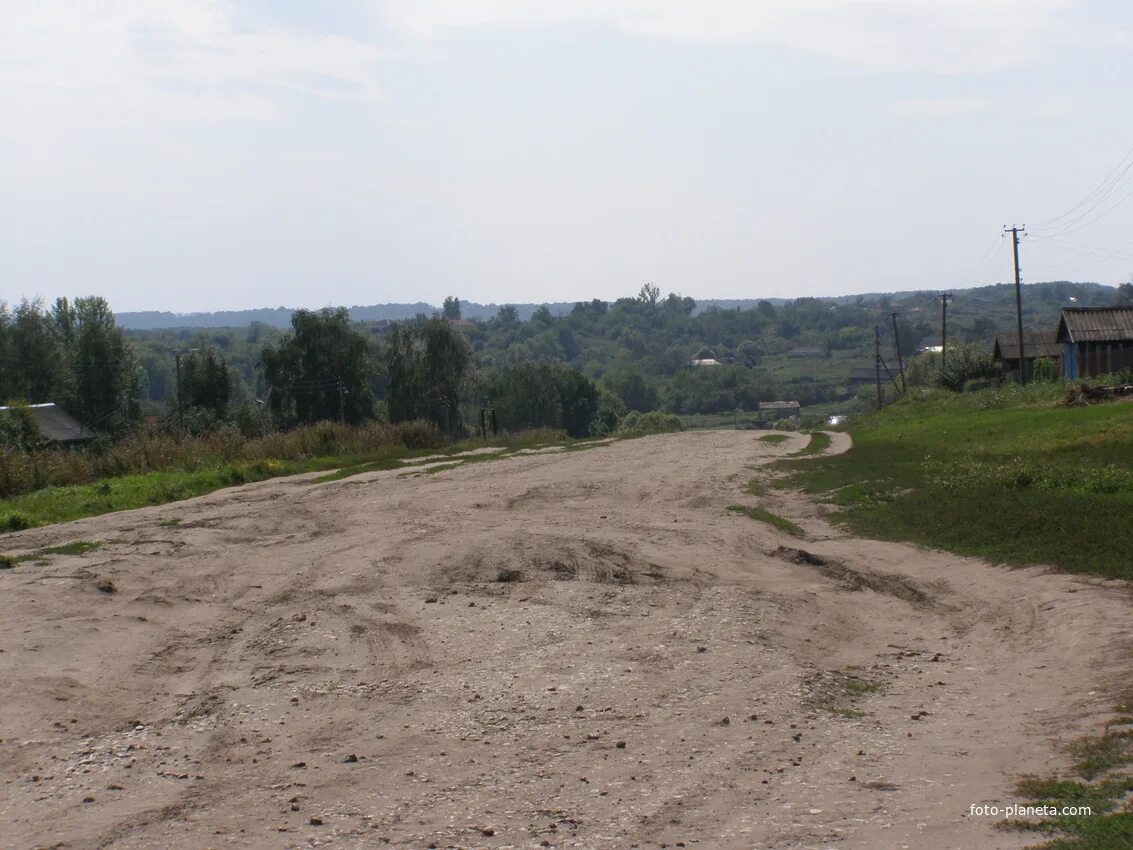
xmin=0 ymin=403 xmax=97 ymax=445
xmin=1055 ymin=307 xmax=1133 ymax=379
xmin=992 ymin=330 xmax=1062 ymax=382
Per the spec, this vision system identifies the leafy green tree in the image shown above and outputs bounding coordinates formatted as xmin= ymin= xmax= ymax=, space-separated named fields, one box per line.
xmin=385 ymin=317 xmax=472 ymax=433
xmin=1116 ymin=281 xmax=1133 ymax=306
xmin=492 ymin=363 xmax=561 ymax=432
xmin=0 ymin=402 xmax=44 ymax=450
xmin=491 ymin=362 xmax=600 ymax=437
xmin=442 ymin=296 xmax=462 ymax=320
xmin=9 ymin=298 xmax=67 ymax=403
xmin=70 ymin=297 xmax=142 ymax=435
xmin=261 ymin=308 xmax=375 ymax=425
xmin=639 ymin=282 xmax=661 ymax=309
xmin=602 ymin=368 xmax=657 ymax=412
xmin=0 ymin=302 xmax=12 ymax=401
xmin=496 ymin=304 xmax=520 ymax=327
xmin=179 ymin=346 xmax=233 ymax=420
xmin=558 ymin=368 xmax=599 ymax=437
xmin=736 ymin=340 xmax=765 ymax=366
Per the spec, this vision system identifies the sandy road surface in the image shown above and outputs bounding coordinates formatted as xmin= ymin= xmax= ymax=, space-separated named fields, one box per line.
xmin=0 ymin=430 xmax=1130 ymax=850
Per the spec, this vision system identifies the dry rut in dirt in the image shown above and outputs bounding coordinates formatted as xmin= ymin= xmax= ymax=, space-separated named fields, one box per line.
xmin=0 ymin=430 xmax=1129 ymax=850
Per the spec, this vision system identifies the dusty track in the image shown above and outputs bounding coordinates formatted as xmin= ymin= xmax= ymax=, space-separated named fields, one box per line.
xmin=0 ymin=430 xmax=1129 ymax=849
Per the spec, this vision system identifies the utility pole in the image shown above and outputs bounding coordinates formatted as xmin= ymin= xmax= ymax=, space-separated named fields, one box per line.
xmin=874 ymin=326 xmax=883 ymax=410
xmin=337 ymin=378 xmax=346 ymax=424
xmin=1005 ymin=225 xmax=1027 ymax=384
xmin=890 ymin=312 xmax=906 ymax=394
xmin=939 ymin=293 xmax=953 ymax=372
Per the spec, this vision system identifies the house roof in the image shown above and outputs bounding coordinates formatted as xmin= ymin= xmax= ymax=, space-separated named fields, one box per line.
xmin=1056 ymin=307 xmax=1133 ymax=343
xmin=0 ymin=403 xmax=98 ymax=443
xmin=993 ymin=330 xmax=1062 ymax=360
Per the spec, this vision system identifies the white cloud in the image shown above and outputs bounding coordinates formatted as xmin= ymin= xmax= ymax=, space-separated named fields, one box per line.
xmin=378 ymin=0 xmax=1075 ymax=74
xmin=0 ymin=0 xmax=383 ymax=140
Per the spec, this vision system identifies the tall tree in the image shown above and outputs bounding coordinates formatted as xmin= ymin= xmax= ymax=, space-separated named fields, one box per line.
xmin=70 ymin=296 xmax=141 ymax=435
xmin=10 ymin=298 xmax=67 ymax=403
xmin=639 ymin=282 xmax=661 ymax=309
xmin=260 ymin=308 xmax=375 ymax=425
xmin=495 ymin=304 xmax=520 ymax=328
xmin=179 ymin=346 xmax=233 ymax=421
xmin=0 ymin=302 xmax=12 ymax=401
xmin=385 ymin=317 xmax=472 ymax=433
xmin=442 ymin=296 xmax=462 ymax=320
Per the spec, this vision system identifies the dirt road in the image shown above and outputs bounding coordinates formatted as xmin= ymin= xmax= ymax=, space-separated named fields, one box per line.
xmin=1 ymin=430 xmax=1129 ymax=849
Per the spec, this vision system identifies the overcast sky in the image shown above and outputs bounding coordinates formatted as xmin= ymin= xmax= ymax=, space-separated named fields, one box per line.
xmin=3 ymin=1 xmax=1133 ymax=313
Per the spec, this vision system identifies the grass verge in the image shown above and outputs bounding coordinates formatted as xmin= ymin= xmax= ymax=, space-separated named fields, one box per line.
xmin=725 ymin=504 xmax=805 ymax=537
xmin=795 ymin=431 xmax=833 ymax=456
xmin=1002 ymin=706 xmax=1133 ymax=849
xmin=758 ymin=434 xmax=790 ymax=444
xmin=780 ymin=388 xmax=1133 ymax=579
xmin=0 ymin=431 xmax=610 ymax=532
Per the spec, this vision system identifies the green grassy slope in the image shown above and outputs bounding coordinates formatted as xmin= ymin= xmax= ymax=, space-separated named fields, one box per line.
xmin=785 ymin=387 xmax=1133 ymax=579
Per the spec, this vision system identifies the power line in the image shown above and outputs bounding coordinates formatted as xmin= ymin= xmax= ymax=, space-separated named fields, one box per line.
xmin=956 ymin=234 xmax=1006 ymax=288
xmin=1031 ymin=184 xmax=1133 ymax=239
xmin=1031 ymin=143 xmax=1133 ymax=234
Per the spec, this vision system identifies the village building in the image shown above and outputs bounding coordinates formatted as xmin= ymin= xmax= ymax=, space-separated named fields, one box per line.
xmin=757 ymin=400 xmax=801 ymax=420
xmin=992 ymin=330 xmax=1062 ymax=382
xmin=0 ymin=403 xmax=98 ymax=445
xmin=1055 ymin=306 xmax=1133 ymax=379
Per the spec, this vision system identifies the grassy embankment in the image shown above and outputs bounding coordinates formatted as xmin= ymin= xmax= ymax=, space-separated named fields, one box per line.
xmin=781 ymin=385 xmax=1133 ymax=580
xmin=0 ymin=425 xmax=595 ymax=532
xmin=0 ymin=418 xmax=687 ymax=533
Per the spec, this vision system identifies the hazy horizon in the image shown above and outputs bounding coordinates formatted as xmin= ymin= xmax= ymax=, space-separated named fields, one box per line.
xmin=4 ymin=2 xmax=1133 ymax=313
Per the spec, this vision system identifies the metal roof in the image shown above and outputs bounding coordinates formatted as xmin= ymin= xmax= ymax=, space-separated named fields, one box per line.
xmin=1057 ymin=307 xmax=1133 ymax=343
xmin=993 ymin=330 xmax=1062 ymax=360
xmin=0 ymin=403 xmax=98 ymax=443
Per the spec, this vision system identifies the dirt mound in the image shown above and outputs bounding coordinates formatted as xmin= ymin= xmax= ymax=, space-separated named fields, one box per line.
xmin=772 ymin=545 xmax=932 ymax=607
xmin=440 ymin=535 xmax=667 ymax=587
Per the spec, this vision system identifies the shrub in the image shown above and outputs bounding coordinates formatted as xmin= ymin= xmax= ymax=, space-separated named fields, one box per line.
xmin=0 ymin=419 xmax=452 ymax=500
xmin=1031 ymin=357 xmax=1059 ymax=383
xmin=616 ymin=411 xmax=683 ymax=435
xmin=1 ymin=511 xmax=31 ymax=532
xmin=396 ymin=420 xmax=444 ymax=449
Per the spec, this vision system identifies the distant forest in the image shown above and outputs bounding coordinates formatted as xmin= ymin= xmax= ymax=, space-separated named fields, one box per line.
xmin=115 ymin=298 xmax=790 ymax=330
xmin=3 ymin=281 xmax=1128 ymax=444
xmin=120 ymin=280 xmax=1126 ymax=419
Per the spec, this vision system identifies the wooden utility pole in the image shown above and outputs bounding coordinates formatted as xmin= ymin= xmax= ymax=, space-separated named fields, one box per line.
xmin=890 ymin=312 xmax=906 ymax=394
xmin=1005 ymin=225 xmax=1027 ymax=384
xmin=874 ymin=326 xmax=883 ymax=409
xmin=939 ymin=293 xmax=953 ymax=372
xmin=337 ymin=378 xmax=346 ymax=424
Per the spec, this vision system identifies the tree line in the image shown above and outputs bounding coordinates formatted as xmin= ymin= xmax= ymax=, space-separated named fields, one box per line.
xmin=0 ymin=299 xmax=614 ymax=444
xmin=5 ymin=279 xmax=1127 ymax=446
